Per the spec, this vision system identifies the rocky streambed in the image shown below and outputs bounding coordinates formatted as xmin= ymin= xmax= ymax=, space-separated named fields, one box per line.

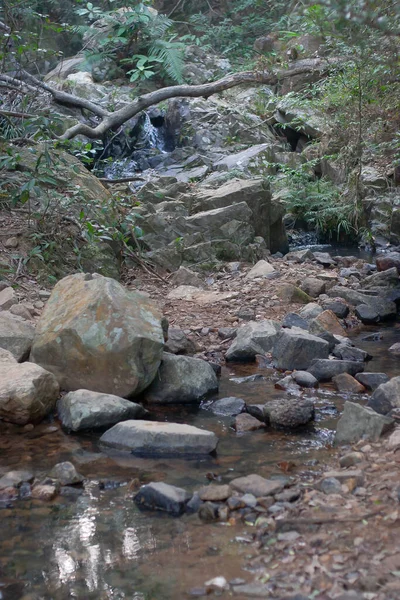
xmin=1 ymin=249 xmax=400 ymax=599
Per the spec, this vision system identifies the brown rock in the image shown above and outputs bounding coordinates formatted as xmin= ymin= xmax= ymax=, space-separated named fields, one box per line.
xmin=198 ymin=484 xmax=232 ymax=502
xmin=376 ymin=252 xmax=400 ymax=274
xmin=0 ymin=287 xmax=17 ymax=311
xmin=339 ymin=452 xmax=364 ymax=468
xmin=309 ymin=309 xmax=347 ymax=337
xmin=31 ymin=484 xmax=58 ymax=501
xmin=322 ymin=469 xmax=364 ymax=487
xmin=230 ymin=474 xmax=284 ymax=497
xmin=333 ymin=373 xmax=366 ymax=394
xmin=234 ymin=413 xmax=265 ymax=432
xmin=9 ymin=304 xmax=34 ymax=320
xmin=3 ymin=236 xmax=19 ymax=249
xmin=301 ymin=277 xmax=326 ymax=298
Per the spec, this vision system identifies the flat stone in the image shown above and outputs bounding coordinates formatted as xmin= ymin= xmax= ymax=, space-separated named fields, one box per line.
xmin=245 ymin=260 xmax=275 ymax=279
xmin=335 ymin=401 xmax=394 ymax=445
xmin=322 ymin=469 xmax=364 ymax=486
xmin=209 ymin=397 xmax=245 ymax=416
xmin=285 ymin=249 xmax=314 ymax=263
xmin=332 ymin=344 xmax=371 ymax=362
xmin=198 ymin=484 xmax=232 ymax=502
xmin=234 ymin=413 xmax=265 ymax=432
xmin=272 ymin=328 xmax=329 ymax=370
xmin=134 ymin=481 xmax=192 ymax=515
xmin=291 ymin=371 xmax=318 ymax=388
xmin=48 ymin=462 xmax=84 ymax=486
xmin=312 ymin=251 xmax=336 ymax=266
xmin=308 ymin=359 xmax=364 ymax=382
xmin=355 ymin=372 xmax=389 ymax=391
xmin=100 ymin=420 xmax=218 ymax=456
xmin=144 ymin=353 xmax=218 ymax=404
xmin=57 ymin=389 xmax=146 ymax=431
xmin=230 ymin=474 xmax=284 ymax=497
xmin=282 ymin=313 xmax=309 ymax=330
xmin=333 ymin=373 xmax=366 ymax=394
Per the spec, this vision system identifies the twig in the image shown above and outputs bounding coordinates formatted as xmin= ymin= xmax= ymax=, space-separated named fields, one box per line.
xmin=0 ymin=109 xmax=36 ymax=118
xmin=122 ymin=240 xmax=169 ymax=284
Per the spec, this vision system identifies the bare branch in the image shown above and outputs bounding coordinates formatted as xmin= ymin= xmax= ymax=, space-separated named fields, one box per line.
xmin=0 ymin=109 xmax=36 ymax=118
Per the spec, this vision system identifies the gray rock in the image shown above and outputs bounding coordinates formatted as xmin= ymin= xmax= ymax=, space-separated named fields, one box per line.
xmin=272 ymin=328 xmax=329 ymax=370
xmin=319 ymin=477 xmax=342 ymax=495
xmin=312 ymin=251 xmax=336 ymax=266
xmin=0 ymin=287 xmax=17 ymax=311
xmin=263 ymin=398 xmax=315 ymax=428
xmin=355 ymin=372 xmax=390 ymax=391
xmin=298 ymin=302 xmax=324 ymax=321
xmin=237 ymin=306 xmax=256 ymax=321
xmin=291 ymin=371 xmax=318 ymax=388
xmin=165 ymin=328 xmax=196 ymax=355
xmin=357 ymin=299 xmax=396 ymax=323
xmin=230 ymin=474 xmax=284 ymax=497
xmin=0 ymin=348 xmax=17 ymax=363
xmin=48 ymin=462 xmax=84 ymax=486
xmin=57 ymin=389 xmax=146 ymax=432
xmin=235 ymin=413 xmax=265 ymax=432
xmin=340 ymin=452 xmax=364 ymax=468
xmin=327 ymin=287 xmax=397 ymax=319
xmin=363 ymin=267 xmax=399 ymax=289
xmin=170 ymin=266 xmax=204 ymax=288
xmin=317 ymin=331 xmax=337 ymax=351
xmin=368 ymin=376 xmax=400 ymax=415
xmin=144 ymin=353 xmax=218 ymax=404
xmin=332 ymin=343 xmax=371 ymax=362
xmin=301 ymin=277 xmax=325 ymax=297
xmin=0 ymin=470 xmax=34 ymax=489
xmin=285 ymin=249 xmax=314 ymax=262
xmin=355 ymin=304 xmax=380 ymax=324
xmin=100 ymin=420 xmax=219 ymax=456
xmin=322 ymin=301 xmax=349 ymax=319
xmin=134 ymin=481 xmax=192 ymax=515
xmin=0 ymin=311 xmax=35 ymax=360
xmin=308 ymin=359 xmax=364 ymax=382
xmin=218 ymin=327 xmax=237 ymax=340
xmin=225 ymin=320 xmax=281 ymax=362
xmin=246 ymin=404 xmax=265 ymax=421
xmin=209 ymin=397 xmax=245 ymax=416
xmin=245 ymin=260 xmax=275 ymax=279
xmin=335 ymin=401 xmax=394 ymax=444
xmin=282 ymin=313 xmax=309 ymax=330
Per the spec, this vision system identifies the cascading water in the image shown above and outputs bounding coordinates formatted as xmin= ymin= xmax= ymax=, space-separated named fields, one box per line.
xmin=139 ymin=113 xmax=166 ymax=151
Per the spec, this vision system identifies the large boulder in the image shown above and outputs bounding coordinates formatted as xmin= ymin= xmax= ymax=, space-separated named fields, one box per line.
xmin=0 ymin=362 xmax=59 ymax=425
xmin=225 ymin=320 xmax=281 ymax=362
xmin=30 ymin=274 xmax=164 ymax=397
xmin=100 ymin=420 xmax=218 ymax=456
xmin=144 ymin=353 xmax=218 ymax=404
xmin=308 ymin=359 xmax=364 ymax=382
xmin=0 ymin=312 xmax=35 ymax=360
xmin=272 ymin=328 xmax=329 ymax=370
xmin=335 ymin=401 xmax=394 ymax=445
xmin=263 ymin=398 xmax=315 ymax=428
xmin=367 ymin=376 xmax=400 ymax=415
xmin=57 ymin=389 xmax=146 ymax=432
xmin=308 ymin=310 xmax=346 ymax=337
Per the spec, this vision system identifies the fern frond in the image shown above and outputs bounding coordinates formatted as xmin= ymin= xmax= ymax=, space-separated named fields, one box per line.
xmin=149 ymin=39 xmax=185 ymax=84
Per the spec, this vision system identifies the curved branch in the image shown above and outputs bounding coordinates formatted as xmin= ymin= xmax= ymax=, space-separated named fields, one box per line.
xmin=60 ymin=67 xmax=317 ymax=140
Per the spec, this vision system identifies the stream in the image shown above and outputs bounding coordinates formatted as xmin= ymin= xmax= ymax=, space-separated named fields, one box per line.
xmin=0 ymin=320 xmax=399 ymax=599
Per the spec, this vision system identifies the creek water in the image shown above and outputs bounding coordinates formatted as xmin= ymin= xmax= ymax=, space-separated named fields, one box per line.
xmin=1 ymin=323 xmax=400 ymax=599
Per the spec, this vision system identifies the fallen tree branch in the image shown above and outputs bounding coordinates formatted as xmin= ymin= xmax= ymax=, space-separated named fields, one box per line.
xmin=0 ymin=109 xmax=36 ymax=118
xmin=122 ymin=240 xmax=169 ymax=284
xmin=99 ymin=176 xmax=145 ymax=184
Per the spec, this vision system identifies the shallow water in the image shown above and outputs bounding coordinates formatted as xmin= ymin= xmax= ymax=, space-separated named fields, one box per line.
xmin=0 ymin=326 xmax=399 ymax=599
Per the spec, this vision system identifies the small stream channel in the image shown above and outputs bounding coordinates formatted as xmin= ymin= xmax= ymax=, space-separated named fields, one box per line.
xmin=0 ymin=316 xmax=400 ymax=599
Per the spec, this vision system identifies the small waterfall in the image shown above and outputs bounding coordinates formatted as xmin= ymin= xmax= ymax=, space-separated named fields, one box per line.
xmin=138 ymin=113 xmax=166 ymax=152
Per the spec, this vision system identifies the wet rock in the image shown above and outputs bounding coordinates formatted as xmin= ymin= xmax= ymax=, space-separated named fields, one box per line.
xmin=0 ymin=348 xmax=17 ymax=363
xmin=198 ymin=501 xmax=219 ymax=522
xmin=186 ymin=492 xmax=202 ymax=513
xmin=0 ymin=287 xmax=17 ymax=311
xmin=31 ymin=484 xmax=58 ymax=501
xmin=312 ymin=251 xmax=336 ymax=266
xmin=355 ymin=372 xmax=389 ymax=391
xmin=234 ymin=413 xmax=265 ymax=432
xmin=170 ymin=266 xmax=204 ymax=288
xmin=327 ymin=287 xmax=397 ymax=318
xmin=276 ymin=283 xmax=312 ymax=304
xmin=355 ymin=304 xmax=380 ymax=324
xmin=0 ymin=470 xmax=34 ymax=489
xmin=368 ymin=376 xmax=400 ymax=415
xmin=0 ymin=311 xmax=35 ymax=360
xmin=363 ymin=267 xmax=399 ymax=289
xmin=144 ymin=353 xmax=218 ymax=404
xmin=100 ymin=420 xmax=218 ymax=456
xmin=332 ymin=344 xmax=370 ymax=363
xmin=308 ymin=310 xmax=346 ymax=337
xmin=0 ymin=362 xmax=59 ymax=425
xmin=205 ymin=576 xmax=229 ymax=592
xmin=275 ymin=375 xmax=300 ymax=391
xmin=285 ymin=249 xmax=314 ymax=262
xmin=246 ymin=404 xmax=265 ymax=421
xmin=134 ymin=481 xmax=192 ymax=515
xmin=361 ymin=332 xmax=383 ymax=341
xmin=335 ymin=401 xmax=394 ymax=444
xmin=225 ymin=320 xmax=281 ymax=362
xmin=291 ymin=371 xmax=318 ymax=388
xmin=165 ymin=328 xmax=196 ymax=355
xmin=275 ymin=487 xmax=301 ymax=502
xmin=30 ymin=273 xmax=164 ymax=397
xmin=272 ymin=328 xmax=329 ymax=370
xmin=389 ymin=343 xmax=400 ymax=353
xmin=301 ymin=277 xmax=325 ymax=297
xmin=340 ymin=452 xmax=364 ymax=468
xmin=245 ymin=260 xmax=275 ymax=279
xmin=57 ymin=389 xmax=145 ymax=432
xmin=376 ymin=252 xmax=400 ymax=274
xmin=322 ymin=301 xmax=349 ymax=319
xmin=308 ymin=359 xmax=364 ymax=382
xmin=209 ymin=397 xmax=245 ymax=416
xmin=198 ymin=484 xmax=232 ymax=502
xmin=298 ymin=302 xmax=324 ymax=321
xmin=218 ymin=327 xmax=237 ymax=340
xmin=48 ymin=462 xmax=84 ymax=486
xmin=317 ymin=330 xmax=337 ymax=352
xmin=319 ymin=477 xmax=342 ymax=495
xmin=230 ymin=474 xmax=284 ymax=497
xmin=333 ymin=373 xmax=366 ymax=394
xmin=282 ymin=313 xmax=308 ymax=330
xmin=263 ymin=398 xmax=314 ymax=428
